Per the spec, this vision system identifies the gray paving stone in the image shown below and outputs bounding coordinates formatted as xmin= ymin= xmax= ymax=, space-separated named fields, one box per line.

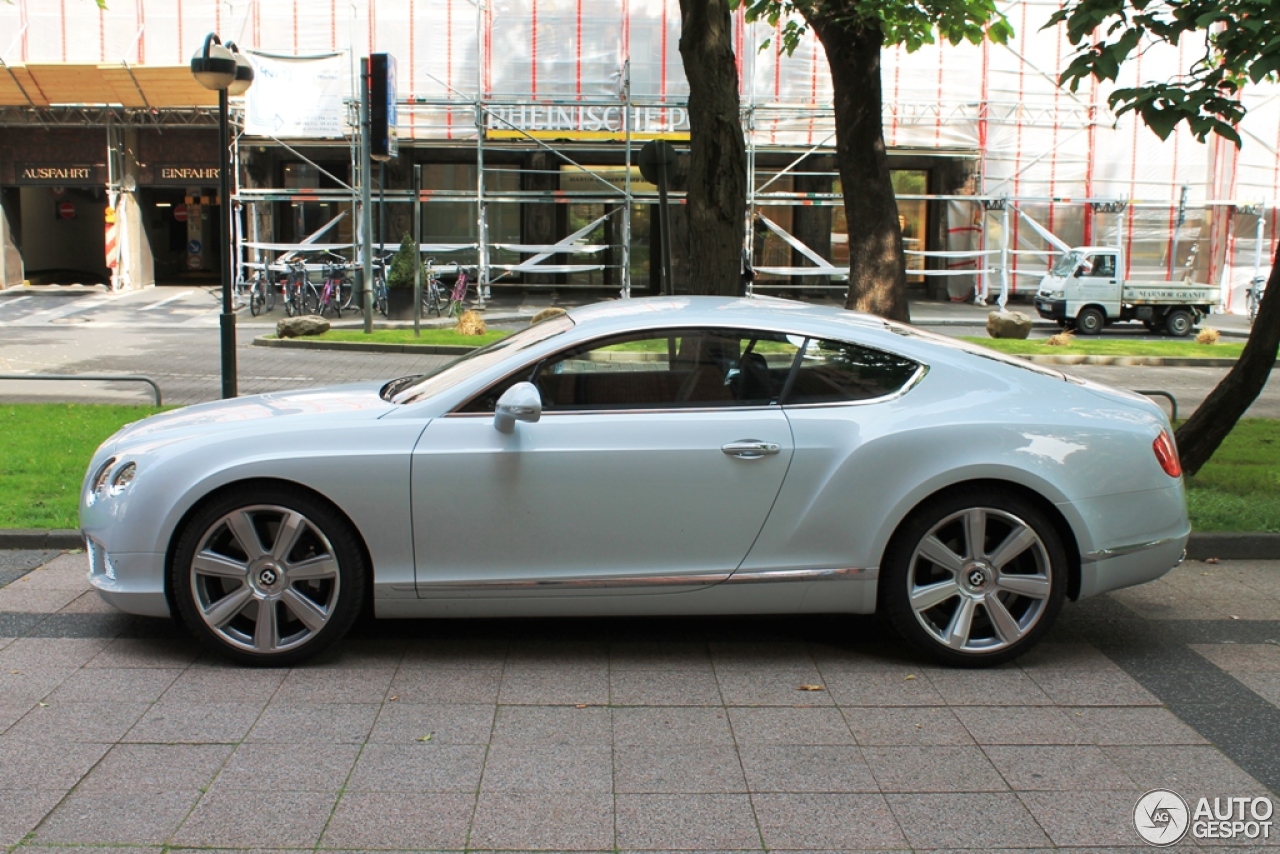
xmin=492 ymin=704 xmax=613 ymax=744
xmin=846 ymin=705 xmax=976 ymax=746
xmin=0 ymin=788 xmax=65 ymax=845
xmin=819 ymin=669 xmax=947 ymax=707
xmin=1018 ymin=789 xmax=1148 ymax=848
xmin=44 ymin=667 xmax=181 ymax=703
xmin=752 ymin=792 xmax=907 ymax=850
xmin=32 ymin=788 xmax=200 ymax=844
xmin=0 ymin=666 xmax=77 ymax=704
xmin=498 ymin=663 xmax=610 ymax=705
xmin=213 ymin=742 xmax=361 ymax=792
xmin=1105 ymin=745 xmax=1272 ymax=803
xmin=610 ymin=668 xmax=724 ymax=705
xmin=886 ymin=792 xmax=1053 ymax=849
xmin=614 ymin=706 xmax=734 ymax=745
xmin=83 ymin=636 xmax=201 ymax=668
xmin=862 ymin=745 xmax=1008 ymax=793
xmin=727 ymin=706 xmax=855 ymax=745
xmin=470 ymin=792 xmax=614 ymax=850
xmin=368 ymin=701 xmax=495 ymax=743
xmin=1235 ymin=670 xmax=1280 ymax=705
xmin=173 ymin=788 xmax=340 ymax=847
xmin=951 ymin=705 xmax=1092 ymax=746
xmin=482 ymin=742 xmax=613 ymax=792
xmin=388 ymin=666 xmax=504 ymax=704
xmin=246 ymin=702 xmax=380 ymax=743
xmin=0 ymin=739 xmax=111 ymax=789
xmin=159 ymin=664 xmax=288 ymax=703
xmin=615 ymin=744 xmax=749 ymax=794
xmin=984 ymin=744 xmax=1139 ymax=791
xmin=272 ymin=666 xmax=396 ymax=703
xmin=123 ymin=701 xmax=267 ymax=743
xmin=716 ymin=668 xmax=836 ymax=706
xmin=925 ymin=668 xmax=1054 ymax=706
xmin=608 ymin=640 xmax=714 ymax=672
xmin=739 ymin=744 xmax=877 ymax=793
xmin=1067 ymin=706 xmax=1210 ymax=745
xmin=5 ymin=700 xmax=151 ymax=744
xmin=320 ymin=791 xmax=475 ymax=849
xmin=1025 ymin=668 xmax=1162 ymax=706
xmin=0 ymin=637 xmax=110 ymax=668
xmin=615 ymin=793 xmax=760 ymax=850
xmin=75 ymin=743 xmax=234 ymax=795
xmin=345 ymin=742 xmax=486 ymax=792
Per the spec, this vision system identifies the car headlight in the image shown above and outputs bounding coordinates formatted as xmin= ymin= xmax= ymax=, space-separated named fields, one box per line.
xmin=89 ymin=457 xmax=116 ymax=502
xmin=109 ymin=462 xmax=137 ymax=495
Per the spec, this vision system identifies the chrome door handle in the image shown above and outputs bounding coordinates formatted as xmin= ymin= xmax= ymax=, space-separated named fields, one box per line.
xmin=722 ymin=441 xmax=781 ymax=459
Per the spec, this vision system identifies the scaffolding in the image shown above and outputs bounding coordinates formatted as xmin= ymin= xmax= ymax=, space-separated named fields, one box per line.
xmin=2 ymin=0 xmax=1277 ymax=311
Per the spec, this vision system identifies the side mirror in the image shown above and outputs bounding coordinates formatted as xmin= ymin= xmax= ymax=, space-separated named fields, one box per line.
xmin=494 ymin=381 xmax=542 ymax=433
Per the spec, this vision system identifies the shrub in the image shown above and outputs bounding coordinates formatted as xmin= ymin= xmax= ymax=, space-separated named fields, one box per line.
xmin=386 ymin=232 xmax=419 ymax=290
xmin=1196 ymin=327 xmax=1220 ymax=345
xmin=456 ymin=309 xmax=487 ymax=336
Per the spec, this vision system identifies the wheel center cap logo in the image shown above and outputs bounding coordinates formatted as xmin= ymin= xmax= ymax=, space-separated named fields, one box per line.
xmin=259 ymin=568 xmax=278 ymax=586
xmin=968 ymin=569 xmax=986 ymax=587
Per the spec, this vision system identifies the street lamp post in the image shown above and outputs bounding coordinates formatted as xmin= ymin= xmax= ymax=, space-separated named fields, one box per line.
xmin=191 ymin=34 xmax=253 ymax=399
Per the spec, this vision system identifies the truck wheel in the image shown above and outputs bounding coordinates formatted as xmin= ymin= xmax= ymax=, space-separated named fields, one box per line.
xmin=1075 ymin=307 xmax=1105 ymax=335
xmin=1165 ymin=310 xmax=1194 ymax=337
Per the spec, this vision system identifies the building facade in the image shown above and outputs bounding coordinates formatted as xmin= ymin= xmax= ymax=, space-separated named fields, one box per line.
xmin=1 ymin=0 xmax=1277 ymax=310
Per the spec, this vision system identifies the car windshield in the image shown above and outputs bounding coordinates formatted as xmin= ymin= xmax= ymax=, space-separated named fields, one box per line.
xmin=1050 ymin=250 xmax=1084 ymax=277
xmin=383 ymin=313 xmax=575 ymax=404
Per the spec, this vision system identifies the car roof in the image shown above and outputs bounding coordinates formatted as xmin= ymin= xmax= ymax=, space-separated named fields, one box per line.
xmin=564 ymin=295 xmax=893 ymax=336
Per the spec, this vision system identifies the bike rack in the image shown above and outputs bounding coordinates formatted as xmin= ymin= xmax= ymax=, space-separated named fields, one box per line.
xmin=0 ymin=374 xmax=163 ymax=405
xmin=1135 ymin=389 xmax=1178 ymax=422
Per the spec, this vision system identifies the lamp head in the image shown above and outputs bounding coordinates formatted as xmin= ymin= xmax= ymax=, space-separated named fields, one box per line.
xmin=190 ymin=33 xmax=235 ymax=91
xmin=225 ymin=41 xmax=255 ymax=96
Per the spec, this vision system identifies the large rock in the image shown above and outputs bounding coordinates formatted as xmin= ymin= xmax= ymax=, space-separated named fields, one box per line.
xmin=277 ymin=315 xmax=331 ymax=339
xmin=986 ymin=309 xmax=1033 ymax=339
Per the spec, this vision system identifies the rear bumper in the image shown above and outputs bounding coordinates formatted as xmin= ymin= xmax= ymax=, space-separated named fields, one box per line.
xmin=1077 ymin=533 xmax=1188 ymax=599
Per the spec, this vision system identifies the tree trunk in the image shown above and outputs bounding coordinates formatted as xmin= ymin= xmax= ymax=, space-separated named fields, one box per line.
xmin=806 ymin=8 xmax=910 ymax=323
xmin=678 ymin=0 xmax=747 ymax=297
xmin=1175 ymin=248 xmax=1280 ymax=475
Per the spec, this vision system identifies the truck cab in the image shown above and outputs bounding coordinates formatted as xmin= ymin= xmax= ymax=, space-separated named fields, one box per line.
xmin=1035 ymin=247 xmax=1216 ymax=337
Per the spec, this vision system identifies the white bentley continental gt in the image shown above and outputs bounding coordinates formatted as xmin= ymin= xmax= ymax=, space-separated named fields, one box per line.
xmin=80 ymin=297 xmax=1190 ymax=666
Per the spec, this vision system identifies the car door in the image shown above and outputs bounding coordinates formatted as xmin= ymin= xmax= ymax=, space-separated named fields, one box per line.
xmin=409 ymin=327 xmax=797 ymax=595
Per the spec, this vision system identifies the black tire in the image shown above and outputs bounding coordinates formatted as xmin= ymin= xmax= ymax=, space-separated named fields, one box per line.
xmin=248 ymin=288 xmax=262 ymax=316
xmin=264 ymin=279 xmax=276 ymax=312
xmin=170 ymin=485 xmax=367 ymax=666
xmin=1165 ymin=309 xmax=1194 ymax=337
xmin=376 ymin=290 xmax=389 ymax=318
xmin=1075 ymin=306 xmax=1105 ymax=335
xmin=879 ymin=488 xmax=1068 ymax=667
xmin=303 ymin=286 xmax=320 ymax=316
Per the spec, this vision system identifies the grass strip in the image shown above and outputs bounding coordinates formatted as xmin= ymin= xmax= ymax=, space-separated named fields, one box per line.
xmin=295 ymin=328 xmax=509 ymax=347
xmin=2 ymin=403 xmax=1276 ymax=534
xmin=960 ymin=336 xmax=1245 ymax=359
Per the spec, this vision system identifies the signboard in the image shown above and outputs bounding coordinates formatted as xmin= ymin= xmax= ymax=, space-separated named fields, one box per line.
xmin=17 ymin=163 xmax=104 ymax=185
xmin=485 ymin=105 xmax=690 ymax=141
xmin=57 ymin=201 xmax=76 ymax=219
xmin=244 ymin=52 xmax=351 ymax=138
xmin=173 ymin=204 xmax=188 ymax=223
xmin=369 ymin=53 xmax=398 ymax=161
xmin=153 ymin=165 xmax=220 ymax=185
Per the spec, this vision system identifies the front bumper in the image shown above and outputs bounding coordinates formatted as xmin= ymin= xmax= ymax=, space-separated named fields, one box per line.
xmin=85 ymin=536 xmax=171 ymax=618
xmin=1034 ymin=297 xmax=1067 ymax=321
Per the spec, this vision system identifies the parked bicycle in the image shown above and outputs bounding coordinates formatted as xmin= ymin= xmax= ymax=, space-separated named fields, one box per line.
xmin=281 ymin=259 xmax=310 ymax=317
xmin=371 ymin=252 xmax=392 ymax=318
xmin=445 ymin=266 xmax=471 ymax=318
xmin=248 ymin=268 xmax=276 ymax=316
xmin=1247 ymin=275 xmax=1266 ymax=326
xmin=421 ymin=258 xmax=446 ymax=317
xmin=314 ymin=257 xmax=353 ymax=318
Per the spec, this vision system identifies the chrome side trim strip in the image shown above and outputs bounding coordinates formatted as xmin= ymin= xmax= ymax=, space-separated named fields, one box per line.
xmin=723 ymin=566 xmax=870 ymax=584
xmin=417 ymin=571 xmax=732 ymax=591
xmin=1083 ymin=536 xmax=1182 ymax=561
xmin=415 ymin=566 xmax=871 ymax=592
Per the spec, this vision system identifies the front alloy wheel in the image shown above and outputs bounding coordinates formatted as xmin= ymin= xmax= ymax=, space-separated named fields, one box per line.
xmin=881 ymin=490 xmax=1066 ymax=666
xmin=172 ymin=487 xmax=365 ymax=666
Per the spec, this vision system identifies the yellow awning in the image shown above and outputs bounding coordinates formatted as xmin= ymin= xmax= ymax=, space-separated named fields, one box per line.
xmin=0 ymin=63 xmax=219 ymax=108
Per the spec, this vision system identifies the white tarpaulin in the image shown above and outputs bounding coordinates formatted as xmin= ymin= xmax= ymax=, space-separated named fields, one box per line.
xmin=244 ymin=52 xmax=351 ymax=139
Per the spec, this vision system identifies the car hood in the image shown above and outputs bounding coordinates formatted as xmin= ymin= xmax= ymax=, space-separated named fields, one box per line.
xmin=103 ymin=383 xmax=395 ymax=454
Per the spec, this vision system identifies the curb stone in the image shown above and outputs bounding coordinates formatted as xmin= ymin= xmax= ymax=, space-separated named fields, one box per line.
xmin=3 ymin=529 xmax=1277 ymax=560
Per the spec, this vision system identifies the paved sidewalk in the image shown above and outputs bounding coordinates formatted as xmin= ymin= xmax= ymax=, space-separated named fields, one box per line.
xmin=1 ymin=549 xmax=1277 ymax=851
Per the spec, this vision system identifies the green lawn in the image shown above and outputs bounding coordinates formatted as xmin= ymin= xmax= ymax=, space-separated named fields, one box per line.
xmin=290 ymin=328 xmax=510 ymax=347
xmin=0 ymin=404 xmax=167 ymax=529
xmin=3 ymin=403 xmax=1277 ymax=534
xmin=960 ymin=336 xmax=1245 ymax=359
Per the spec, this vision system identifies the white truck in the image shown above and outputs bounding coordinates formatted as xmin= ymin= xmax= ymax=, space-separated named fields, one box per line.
xmin=1033 ymin=246 xmax=1218 ymax=337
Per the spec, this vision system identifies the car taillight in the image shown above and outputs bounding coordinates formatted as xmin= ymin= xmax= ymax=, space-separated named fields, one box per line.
xmin=1153 ymin=430 xmax=1182 ymax=478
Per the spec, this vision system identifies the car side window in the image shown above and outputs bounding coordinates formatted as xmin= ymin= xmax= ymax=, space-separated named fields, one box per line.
xmin=1085 ymin=255 xmax=1115 ymax=278
xmin=457 ymin=328 xmax=800 ymax=413
xmin=783 ymin=338 xmax=920 ymax=405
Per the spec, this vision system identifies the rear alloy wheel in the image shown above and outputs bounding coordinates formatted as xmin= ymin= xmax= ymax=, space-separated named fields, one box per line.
xmin=1075 ymin=306 xmax=1105 ymax=335
xmin=1165 ymin=309 xmax=1194 ymax=337
xmin=172 ymin=486 xmax=366 ymax=666
xmin=881 ymin=489 xmax=1067 ymax=667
